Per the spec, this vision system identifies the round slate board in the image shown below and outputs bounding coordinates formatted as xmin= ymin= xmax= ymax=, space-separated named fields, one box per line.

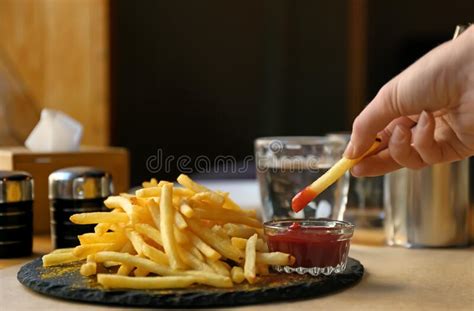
xmin=17 ymin=258 xmax=363 ymax=308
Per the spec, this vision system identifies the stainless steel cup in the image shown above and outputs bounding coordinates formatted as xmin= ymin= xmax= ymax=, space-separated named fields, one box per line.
xmin=0 ymin=171 xmax=34 ymax=257
xmin=49 ymin=167 xmax=114 ymax=248
xmin=384 ymin=160 xmax=470 ymax=247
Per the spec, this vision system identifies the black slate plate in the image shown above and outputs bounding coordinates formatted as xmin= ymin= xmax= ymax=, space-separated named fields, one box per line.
xmin=17 ymin=257 xmax=363 ymax=308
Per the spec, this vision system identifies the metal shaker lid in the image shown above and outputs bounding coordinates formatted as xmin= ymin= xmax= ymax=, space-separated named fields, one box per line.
xmin=49 ymin=167 xmax=113 ymax=200
xmin=0 ymin=171 xmax=34 ymax=203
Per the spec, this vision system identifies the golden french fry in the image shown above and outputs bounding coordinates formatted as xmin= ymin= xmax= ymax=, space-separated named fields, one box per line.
xmin=177 ymin=246 xmax=214 ymax=273
xmin=231 ymin=266 xmax=245 ymax=284
xmin=104 ymin=196 xmax=133 ymax=215
xmin=94 ymin=223 xmax=111 ymax=235
xmin=223 ymin=224 xmax=263 ymax=239
xmin=187 ymin=218 xmax=243 ymax=263
xmin=80 ymin=262 xmax=97 ymax=276
xmin=97 ymin=274 xmax=199 ymax=289
xmin=147 ymin=199 xmax=161 ymax=229
xmin=231 ymin=236 xmax=250 ymax=249
xmin=125 ymin=230 xmax=146 ymax=256
xmin=188 ymin=232 xmax=221 ymax=261
xmin=179 ymin=202 xmax=194 ymax=218
xmin=80 ymin=255 xmax=97 ymax=276
xmin=49 ymin=248 xmax=75 ymax=254
xmin=174 ymin=211 xmax=188 ymax=229
xmin=109 ymin=223 xmax=126 ymax=233
xmin=189 ymin=207 xmax=262 ymax=228
xmin=78 ymin=232 xmax=126 ymax=245
xmin=117 ymin=264 xmax=134 ymax=276
xmin=189 ymin=245 xmax=204 ymax=261
xmin=211 ymin=225 xmax=229 ymax=239
xmin=184 ymin=271 xmax=233 ymax=288
xmin=206 ymin=258 xmax=230 ymax=277
xmin=95 ymin=251 xmax=184 ymax=276
xmin=42 ymin=252 xmax=79 ymax=267
xmin=142 ymin=243 xmax=169 ymax=265
xmin=292 ymin=139 xmax=382 ymax=213
xmin=160 ymin=184 xmax=186 ymax=270
xmin=134 ymin=223 xmax=163 ymax=246
xmin=173 ymin=188 xmax=195 ymax=197
xmin=244 ymin=234 xmax=258 ymax=284
xmin=142 ymin=178 xmax=158 ymax=188
xmin=73 ymin=243 xmax=124 ymax=259
xmin=177 ymin=174 xmax=209 ymax=193
xmin=134 ymin=267 xmax=150 ymax=277
xmin=256 ymin=252 xmax=296 ymax=266
xmin=136 ymin=186 xmax=194 ymax=198
xmin=231 ymin=237 xmax=267 ymax=252
xmin=129 ymin=196 xmax=151 ymax=207
xmin=120 ymin=241 xmax=136 ymax=254
xmin=103 ymin=261 xmax=120 ymax=268
xmin=70 ymin=212 xmax=129 ymax=225
xmin=119 ymin=193 xmax=135 ymax=199
xmin=136 ymin=186 xmax=161 ymax=198
xmin=129 ymin=204 xmax=154 ymax=226
xmin=191 ymin=192 xmax=225 ymax=207
xmin=220 ymin=194 xmax=241 ymax=210
xmin=174 ymin=227 xmax=190 ymax=245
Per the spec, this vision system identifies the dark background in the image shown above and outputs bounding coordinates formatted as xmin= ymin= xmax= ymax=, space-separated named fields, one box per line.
xmin=110 ymin=0 xmax=474 ymax=185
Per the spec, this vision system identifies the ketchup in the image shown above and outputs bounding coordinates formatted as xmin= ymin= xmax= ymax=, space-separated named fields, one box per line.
xmin=266 ymin=224 xmax=351 ymax=268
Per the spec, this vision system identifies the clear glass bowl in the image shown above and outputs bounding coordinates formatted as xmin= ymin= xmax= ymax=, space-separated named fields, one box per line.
xmin=264 ymin=219 xmax=354 ymax=276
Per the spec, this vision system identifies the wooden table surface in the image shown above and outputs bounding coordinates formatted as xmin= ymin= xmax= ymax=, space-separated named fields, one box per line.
xmin=1 ymin=235 xmax=473 ymax=310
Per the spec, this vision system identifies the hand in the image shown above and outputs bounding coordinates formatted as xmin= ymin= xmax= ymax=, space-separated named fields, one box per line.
xmin=345 ymin=26 xmax=474 ymax=177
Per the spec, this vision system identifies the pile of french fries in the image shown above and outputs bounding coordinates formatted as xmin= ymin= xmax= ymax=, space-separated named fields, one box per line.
xmin=42 ymin=174 xmax=295 ymax=289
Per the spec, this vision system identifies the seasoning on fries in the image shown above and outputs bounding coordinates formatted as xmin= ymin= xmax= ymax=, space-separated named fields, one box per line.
xmin=42 ymin=174 xmax=294 ymax=289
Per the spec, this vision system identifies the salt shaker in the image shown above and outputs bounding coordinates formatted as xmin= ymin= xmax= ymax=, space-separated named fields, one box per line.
xmin=49 ymin=167 xmax=113 ymax=248
xmin=0 ymin=171 xmax=34 ymax=258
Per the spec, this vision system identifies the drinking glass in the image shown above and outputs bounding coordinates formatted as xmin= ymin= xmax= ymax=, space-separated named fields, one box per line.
xmin=255 ymin=136 xmax=349 ymax=221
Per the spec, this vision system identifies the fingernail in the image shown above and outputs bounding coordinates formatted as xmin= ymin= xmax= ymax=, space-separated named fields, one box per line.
xmin=418 ymin=110 xmax=429 ymax=128
xmin=392 ymin=126 xmax=408 ymax=143
xmin=344 ymin=142 xmax=355 ymax=158
xmin=351 ymin=165 xmax=362 ymax=177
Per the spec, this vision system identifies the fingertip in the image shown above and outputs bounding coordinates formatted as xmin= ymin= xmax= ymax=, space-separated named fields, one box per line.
xmin=350 ymin=164 xmax=363 ymax=177
xmin=391 ymin=125 xmax=411 ymax=144
xmin=350 ymin=150 xmax=402 ymax=177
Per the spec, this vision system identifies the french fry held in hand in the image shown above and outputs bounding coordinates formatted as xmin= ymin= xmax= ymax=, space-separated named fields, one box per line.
xmin=41 ymin=174 xmax=294 ymax=289
xmin=291 ymin=138 xmax=382 ymax=212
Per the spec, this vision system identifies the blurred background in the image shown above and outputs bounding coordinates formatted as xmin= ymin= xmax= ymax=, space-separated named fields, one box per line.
xmin=1 ymin=0 xmax=473 ymax=185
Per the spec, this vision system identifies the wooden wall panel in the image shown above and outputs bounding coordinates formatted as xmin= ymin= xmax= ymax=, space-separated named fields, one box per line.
xmin=0 ymin=0 xmax=110 ymax=146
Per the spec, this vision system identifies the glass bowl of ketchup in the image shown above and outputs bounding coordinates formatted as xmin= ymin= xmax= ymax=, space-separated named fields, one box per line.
xmin=264 ymin=219 xmax=354 ymax=276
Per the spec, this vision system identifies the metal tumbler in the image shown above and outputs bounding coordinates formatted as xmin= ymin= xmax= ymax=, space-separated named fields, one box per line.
xmin=49 ymin=167 xmax=113 ymax=248
xmin=384 ymin=160 xmax=470 ymax=248
xmin=0 ymin=171 xmax=34 ymax=257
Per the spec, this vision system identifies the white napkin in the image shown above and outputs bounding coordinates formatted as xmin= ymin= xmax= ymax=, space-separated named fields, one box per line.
xmin=25 ymin=109 xmax=83 ymax=152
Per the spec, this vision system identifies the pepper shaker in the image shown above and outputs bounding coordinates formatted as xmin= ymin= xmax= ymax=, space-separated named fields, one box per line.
xmin=49 ymin=167 xmax=113 ymax=248
xmin=0 ymin=171 xmax=34 ymax=258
